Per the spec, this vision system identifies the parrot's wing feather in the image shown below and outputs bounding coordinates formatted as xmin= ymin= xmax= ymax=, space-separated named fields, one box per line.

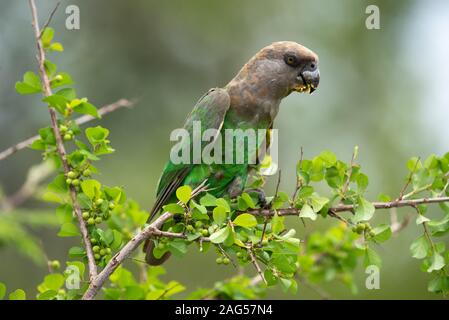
xmin=147 ymin=88 xmax=230 ymax=222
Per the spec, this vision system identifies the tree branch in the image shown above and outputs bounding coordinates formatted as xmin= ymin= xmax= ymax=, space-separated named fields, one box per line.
xmin=0 ymin=99 xmax=135 ymax=162
xmin=28 ymin=0 xmax=98 ymax=280
xmin=247 ymin=196 xmax=449 ymax=217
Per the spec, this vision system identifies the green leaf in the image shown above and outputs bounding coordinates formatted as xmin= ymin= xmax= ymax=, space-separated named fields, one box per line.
xmin=372 ymin=224 xmax=391 ymax=243
xmin=213 ymin=206 xmax=227 ymax=225
xmin=209 ymin=226 xmax=230 ymax=244
xmin=50 ymin=72 xmax=73 ymax=88
xmin=356 ymin=173 xmax=369 ymax=193
xmin=233 ymin=213 xmax=257 ymax=228
xmin=241 ymin=193 xmax=256 ymax=209
xmin=56 ymin=88 xmax=77 ymax=100
xmin=416 ymin=215 xmax=430 ymax=225
xmin=15 ymin=71 xmax=42 ymax=94
xmin=56 ymin=204 xmax=73 ymax=224
xmin=176 ymin=185 xmax=192 ymax=204
xmin=43 ymin=94 xmax=68 ymax=114
xmin=44 ymin=60 xmax=57 ymax=77
xmin=73 ymin=102 xmax=99 ymax=118
xmin=427 ymin=253 xmax=445 ymax=272
xmin=68 ymin=246 xmax=85 ymax=258
xmin=325 ymin=167 xmax=343 ymax=188
xmin=216 ymin=198 xmax=231 ymax=212
xmin=49 ymin=42 xmax=64 ymax=52
xmin=309 ymin=194 xmax=329 ymax=212
xmin=80 ymin=179 xmax=101 ymax=199
xmin=111 ymin=230 xmax=123 ymax=250
xmin=298 ymin=204 xmax=317 ymax=221
xmin=44 ymin=274 xmax=64 ymax=291
xmin=353 ymin=197 xmax=375 ymax=222
xmin=0 ymin=282 xmax=6 ymax=300
xmin=168 ymin=239 xmax=188 ymax=257
xmin=58 ymin=222 xmax=80 ymax=237
xmin=9 ymin=289 xmax=26 ymax=300
xmin=428 ymin=275 xmax=449 ymax=294
xmin=86 ymin=126 xmax=109 ymax=144
xmin=37 ymin=290 xmax=57 ymax=300
xmin=41 ymin=27 xmax=54 ymax=48
xmin=199 ymin=193 xmax=217 ymax=206
xmin=162 ymin=203 xmax=184 ymax=214
xmin=364 ymin=248 xmax=382 ymax=267
xmin=410 ymin=235 xmax=430 ymax=259
xmin=271 ymin=213 xmax=285 ymax=235
xmin=319 ymin=150 xmax=337 ymax=166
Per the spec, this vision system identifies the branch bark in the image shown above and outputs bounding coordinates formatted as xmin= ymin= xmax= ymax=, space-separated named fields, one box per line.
xmin=28 ymin=0 xmax=98 ymax=280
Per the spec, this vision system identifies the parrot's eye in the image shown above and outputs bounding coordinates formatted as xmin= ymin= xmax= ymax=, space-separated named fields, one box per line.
xmin=284 ymin=54 xmax=299 ymax=67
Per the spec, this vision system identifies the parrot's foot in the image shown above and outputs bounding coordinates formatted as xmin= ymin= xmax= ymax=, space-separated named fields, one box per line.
xmin=245 ymin=188 xmax=269 ymax=208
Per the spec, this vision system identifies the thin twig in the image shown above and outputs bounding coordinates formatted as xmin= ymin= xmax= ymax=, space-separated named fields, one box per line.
xmin=341 ymin=148 xmax=357 ymax=197
xmin=0 ymin=99 xmax=135 ymax=161
xmin=291 ymin=147 xmax=304 ymax=200
xmin=398 ymin=157 xmax=420 ymax=201
xmin=247 ymin=247 xmax=267 ymax=285
xmin=38 ymin=1 xmax=60 ymax=38
xmin=259 ymin=170 xmax=281 ymax=245
xmin=28 ymin=0 xmax=97 ymax=280
xmin=247 ymin=196 xmax=449 ymax=218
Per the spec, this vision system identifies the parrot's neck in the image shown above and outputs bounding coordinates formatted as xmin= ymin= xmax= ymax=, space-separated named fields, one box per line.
xmin=225 ymin=81 xmax=281 ymax=126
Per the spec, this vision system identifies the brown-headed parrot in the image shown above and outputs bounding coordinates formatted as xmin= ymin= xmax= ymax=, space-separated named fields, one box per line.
xmin=144 ymin=41 xmax=320 ymax=265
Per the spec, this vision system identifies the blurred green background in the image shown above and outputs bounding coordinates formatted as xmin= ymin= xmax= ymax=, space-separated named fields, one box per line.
xmin=0 ymin=0 xmax=448 ymax=299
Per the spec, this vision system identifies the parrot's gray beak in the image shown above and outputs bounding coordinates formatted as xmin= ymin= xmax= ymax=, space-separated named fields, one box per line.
xmin=296 ymin=61 xmax=320 ymax=94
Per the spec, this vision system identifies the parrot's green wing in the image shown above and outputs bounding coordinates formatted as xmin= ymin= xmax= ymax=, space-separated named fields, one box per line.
xmin=147 ymin=88 xmax=230 ymax=222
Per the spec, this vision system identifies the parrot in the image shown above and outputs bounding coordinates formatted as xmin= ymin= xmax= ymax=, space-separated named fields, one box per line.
xmin=144 ymin=41 xmax=320 ymax=265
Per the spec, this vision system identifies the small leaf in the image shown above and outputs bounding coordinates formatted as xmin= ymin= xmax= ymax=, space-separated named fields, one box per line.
xmin=410 ymin=235 xmax=430 ymax=259
xmin=162 ymin=203 xmax=184 ymax=214
xmin=9 ymin=289 xmax=26 ymax=300
xmin=73 ymin=101 xmax=99 ymax=118
xmin=80 ymin=179 xmax=101 ymax=199
xmin=213 ymin=206 xmax=227 ymax=225
xmin=15 ymin=71 xmax=42 ymax=94
xmin=427 ymin=253 xmax=445 ymax=272
xmin=49 ymin=42 xmax=64 ymax=52
xmin=68 ymin=246 xmax=85 ymax=258
xmin=58 ymin=223 xmax=80 ymax=237
xmin=44 ymin=274 xmax=64 ymax=291
xmin=176 ymin=185 xmax=192 ymax=204
xmin=199 ymin=193 xmax=217 ymax=206
xmin=372 ymin=224 xmax=392 ymax=243
xmin=353 ymin=197 xmax=375 ymax=222
xmin=0 ymin=282 xmax=6 ymax=300
xmin=364 ymin=248 xmax=382 ymax=267
xmin=241 ymin=193 xmax=256 ymax=209
xmin=298 ymin=204 xmax=317 ymax=221
xmin=37 ymin=290 xmax=57 ymax=300
xmin=309 ymin=194 xmax=329 ymax=212
xmin=209 ymin=226 xmax=230 ymax=243
xmin=233 ymin=213 xmax=257 ymax=228
xmin=41 ymin=27 xmax=54 ymax=48
xmin=216 ymin=198 xmax=231 ymax=212
xmin=416 ymin=215 xmax=430 ymax=225
xmin=319 ymin=150 xmax=337 ymax=166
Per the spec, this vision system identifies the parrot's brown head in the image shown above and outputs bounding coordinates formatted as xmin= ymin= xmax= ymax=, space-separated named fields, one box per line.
xmin=228 ymin=41 xmax=320 ymax=102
